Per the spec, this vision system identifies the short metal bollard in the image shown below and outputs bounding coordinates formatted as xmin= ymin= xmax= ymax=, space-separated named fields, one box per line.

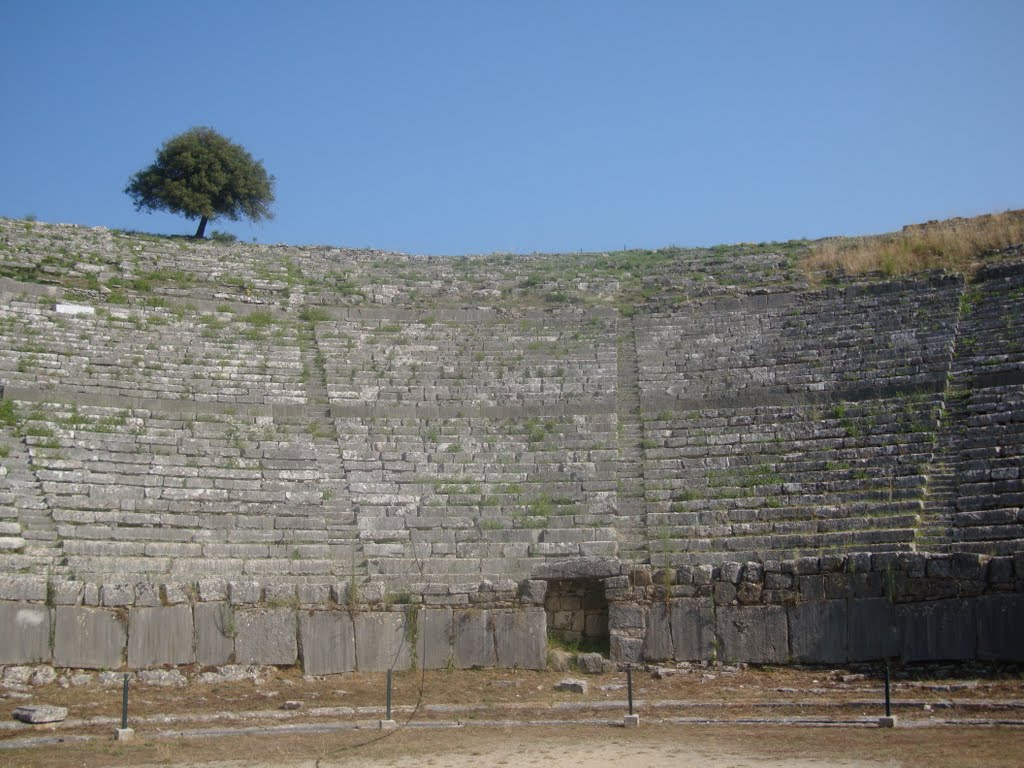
xmin=623 ymin=665 xmax=639 ymax=728
xmin=379 ymin=669 xmax=397 ymax=730
xmin=878 ymin=659 xmax=897 ymax=728
xmin=115 ymin=673 xmax=135 ymax=741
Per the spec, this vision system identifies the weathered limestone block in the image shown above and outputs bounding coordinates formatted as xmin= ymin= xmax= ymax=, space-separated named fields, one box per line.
xmin=354 ymin=612 xmax=411 ymax=671
xmin=716 ymin=605 xmax=787 ymax=664
xmin=299 ymin=610 xmax=355 ymax=675
xmin=0 ymin=603 xmax=51 ymax=664
xmin=897 ymin=599 xmax=976 ymax=662
xmin=127 ymin=606 xmax=195 ymax=668
xmin=532 ymin=557 xmax=622 ymax=580
xmin=0 ymin=576 xmax=47 ymax=601
xmin=194 ymin=603 xmax=235 ymax=666
xmin=847 ymin=598 xmax=899 ymax=662
xmin=416 ymin=608 xmax=453 ymax=670
xmin=54 ymin=606 xmax=127 ymax=669
xmin=454 ymin=609 xmax=496 ymax=668
xmin=643 ymin=603 xmax=672 ymax=661
xmin=610 ymin=634 xmax=643 ymax=663
xmin=975 ymin=594 xmax=1024 ymax=662
xmin=493 ymin=609 xmax=546 ymax=669
xmin=13 ymin=705 xmax=68 ymax=724
xmin=608 ymin=602 xmax=645 ymax=630
xmin=788 ymin=600 xmax=847 ymax=663
xmin=669 ymin=598 xmax=716 ymax=661
xmin=235 ymin=608 xmax=298 ymax=665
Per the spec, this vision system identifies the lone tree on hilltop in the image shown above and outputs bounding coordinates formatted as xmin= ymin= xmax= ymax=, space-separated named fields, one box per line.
xmin=125 ymin=126 xmax=275 ymax=239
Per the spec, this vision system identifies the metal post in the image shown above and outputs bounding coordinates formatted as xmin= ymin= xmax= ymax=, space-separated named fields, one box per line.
xmin=386 ymin=669 xmax=393 ymax=721
xmin=883 ymin=659 xmax=891 ymax=717
xmin=627 ymin=666 xmax=634 ymax=716
xmin=121 ymin=673 xmax=129 ymax=730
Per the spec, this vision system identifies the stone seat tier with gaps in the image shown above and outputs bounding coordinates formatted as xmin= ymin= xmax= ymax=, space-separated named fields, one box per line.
xmin=0 ymin=218 xmax=1022 ymax=587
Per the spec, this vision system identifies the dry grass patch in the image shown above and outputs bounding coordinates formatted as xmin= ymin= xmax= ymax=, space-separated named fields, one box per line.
xmin=802 ymin=209 xmax=1024 ymax=279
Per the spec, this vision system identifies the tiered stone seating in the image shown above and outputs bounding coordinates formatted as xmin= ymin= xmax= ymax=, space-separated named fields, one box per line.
xmin=935 ymin=263 xmax=1024 ymax=554
xmin=318 ymin=309 xmax=618 ymax=408
xmin=0 ymin=295 xmax=305 ymax=404
xmin=7 ymin=400 xmax=354 ymax=583
xmin=643 ymin=396 xmax=941 ymax=565
xmin=0 ymin=217 xmax=1021 ymax=590
xmin=335 ymin=411 xmax=622 ymax=588
xmin=636 ymin=275 xmax=962 ymax=407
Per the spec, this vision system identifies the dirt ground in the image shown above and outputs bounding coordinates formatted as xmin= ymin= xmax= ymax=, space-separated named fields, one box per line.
xmin=2 ymin=664 xmax=1022 ymax=767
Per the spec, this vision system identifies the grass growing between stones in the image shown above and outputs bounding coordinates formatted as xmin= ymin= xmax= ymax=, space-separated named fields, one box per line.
xmin=803 ymin=209 xmax=1024 ymax=278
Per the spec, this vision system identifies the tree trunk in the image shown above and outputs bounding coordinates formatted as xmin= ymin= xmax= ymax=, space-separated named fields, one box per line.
xmin=193 ymin=216 xmax=209 ymax=239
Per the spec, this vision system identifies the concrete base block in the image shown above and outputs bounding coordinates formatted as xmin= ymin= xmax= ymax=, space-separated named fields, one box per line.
xmin=379 ymin=719 xmax=398 ymax=731
xmin=877 ymin=716 xmax=898 ymax=728
xmin=623 ymin=714 xmax=640 ymax=728
xmin=114 ymin=728 xmax=135 ymax=741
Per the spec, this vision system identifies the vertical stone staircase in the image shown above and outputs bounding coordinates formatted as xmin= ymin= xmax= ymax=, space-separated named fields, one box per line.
xmin=615 ymin=318 xmax=648 ymax=564
xmin=0 ymin=428 xmax=62 ymax=572
xmin=295 ymin=311 xmax=366 ymax=582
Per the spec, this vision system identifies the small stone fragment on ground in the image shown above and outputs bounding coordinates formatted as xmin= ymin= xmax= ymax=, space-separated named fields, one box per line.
xmin=281 ymin=700 xmax=303 ymax=710
xmin=29 ymin=667 xmax=57 ymax=686
xmin=555 ymin=678 xmax=588 ymax=694
xmin=13 ymin=705 xmax=68 ymax=724
xmin=138 ymin=669 xmax=187 ymax=687
xmin=576 ymin=653 xmax=607 ymax=675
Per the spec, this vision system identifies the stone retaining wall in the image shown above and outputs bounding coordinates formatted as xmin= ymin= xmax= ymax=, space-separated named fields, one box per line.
xmin=0 ymin=575 xmax=547 ymax=672
xmin=608 ymin=550 xmax=1024 ymax=665
xmin=1 ymin=550 xmax=1020 ymax=671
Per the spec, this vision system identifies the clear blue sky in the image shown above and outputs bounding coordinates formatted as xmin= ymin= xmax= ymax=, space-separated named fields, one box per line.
xmin=1 ymin=1 xmax=1021 ymax=256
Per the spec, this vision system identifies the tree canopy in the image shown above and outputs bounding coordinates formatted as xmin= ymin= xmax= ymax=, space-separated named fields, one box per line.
xmin=125 ymin=127 xmax=275 ymax=239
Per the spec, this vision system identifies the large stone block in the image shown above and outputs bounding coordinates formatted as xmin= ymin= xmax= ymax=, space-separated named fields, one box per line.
xmin=0 ymin=603 xmax=51 ymax=664
xmin=610 ymin=634 xmax=643 ymax=664
xmin=127 ymin=606 xmax=195 ymax=668
xmin=976 ymin=594 xmax=1024 ymax=662
xmin=299 ymin=610 xmax=355 ymax=675
xmin=608 ymin=602 xmax=645 ymax=630
xmin=194 ymin=603 xmax=235 ymax=665
xmin=416 ymin=608 xmax=453 ymax=670
xmin=235 ymin=608 xmax=297 ymax=665
xmin=643 ymin=603 xmax=672 ymax=661
xmin=454 ymin=609 xmax=496 ymax=668
xmin=531 ymin=558 xmax=622 ymax=580
xmin=670 ymin=598 xmax=715 ymax=661
xmin=788 ymin=600 xmax=847 ymax=664
xmin=847 ymin=598 xmax=899 ymax=661
xmin=897 ymin=599 xmax=976 ymax=662
xmin=716 ymin=605 xmax=787 ymax=664
xmin=54 ymin=606 xmax=127 ymax=669
xmin=354 ymin=612 xmax=411 ymax=671
xmin=493 ymin=609 xmax=546 ymax=669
